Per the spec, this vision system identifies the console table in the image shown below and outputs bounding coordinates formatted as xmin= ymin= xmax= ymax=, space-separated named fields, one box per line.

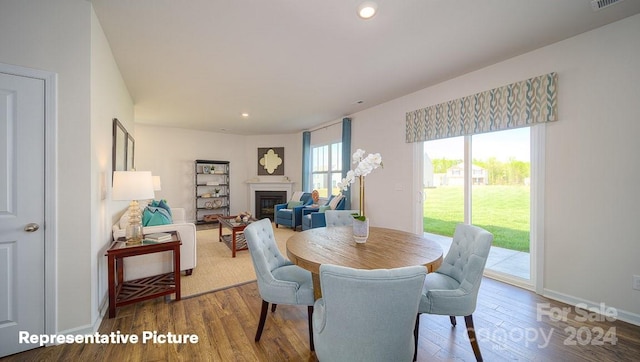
xmin=106 ymin=232 xmax=181 ymax=318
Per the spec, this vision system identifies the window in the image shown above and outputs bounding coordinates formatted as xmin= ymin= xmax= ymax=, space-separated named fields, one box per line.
xmin=311 ymin=142 xmax=342 ymax=198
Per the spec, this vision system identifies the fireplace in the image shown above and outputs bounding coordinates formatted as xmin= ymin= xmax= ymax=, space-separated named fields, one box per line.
xmin=255 ymin=191 xmax=287 ymax=221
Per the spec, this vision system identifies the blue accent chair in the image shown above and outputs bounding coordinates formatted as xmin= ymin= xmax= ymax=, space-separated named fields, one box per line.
xmin=313 ymin=264 xmax=426 ymax=362
xmin=244 ymin=218 xmax=315 ymax=350
xmin=274 ymin=192 xmax=312 ymax=231
xmin=414 ymin=223 xmax=493 ymax=361
xmin=301 ymin=195 xmax=346 ymax=231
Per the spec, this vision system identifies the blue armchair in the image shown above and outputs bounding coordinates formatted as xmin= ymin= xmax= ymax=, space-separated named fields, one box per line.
xmin=301 ymin=194 xmax=346 ymax=230
xmin=274 ymin=192 xmax=312 ymax=231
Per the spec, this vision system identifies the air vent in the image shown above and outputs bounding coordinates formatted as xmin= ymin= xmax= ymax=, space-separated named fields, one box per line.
xmin=591 ymin=0 xmax=624 ymax=11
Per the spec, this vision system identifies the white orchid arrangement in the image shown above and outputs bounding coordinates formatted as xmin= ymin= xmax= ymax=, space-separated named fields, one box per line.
xmin=337 ymin=149 xmax=383 ymax=220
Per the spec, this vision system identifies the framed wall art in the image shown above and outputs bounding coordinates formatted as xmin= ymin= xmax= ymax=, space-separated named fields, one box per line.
xmin=257 ymin=147 xmax=284 ymax=175
xmin=112 ymin=118 xmax=135 ymax=179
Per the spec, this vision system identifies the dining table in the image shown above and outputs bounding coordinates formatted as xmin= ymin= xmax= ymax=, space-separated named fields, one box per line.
xmin=286 ymin=226 xmax=443 ymax=299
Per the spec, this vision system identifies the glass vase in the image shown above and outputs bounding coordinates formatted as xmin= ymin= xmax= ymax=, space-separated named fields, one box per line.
xmin=352 ymin=217 xmax=369 ymax=244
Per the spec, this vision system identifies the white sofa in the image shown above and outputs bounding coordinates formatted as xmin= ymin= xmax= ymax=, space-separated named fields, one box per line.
xmin=112 ymin=207 xmax=197 ymax=281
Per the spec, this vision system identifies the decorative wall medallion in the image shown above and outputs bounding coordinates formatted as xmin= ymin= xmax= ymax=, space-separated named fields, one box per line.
xmin=257 ymin=147 xmax=284 ymax=175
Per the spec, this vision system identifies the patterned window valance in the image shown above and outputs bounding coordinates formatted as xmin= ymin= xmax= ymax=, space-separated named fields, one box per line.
xmin=405 ymin=72 xmax=557 ymax=143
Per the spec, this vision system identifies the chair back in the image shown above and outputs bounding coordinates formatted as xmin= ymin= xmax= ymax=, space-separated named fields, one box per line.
xmin=244 ymin=218 xmax=291 ymax=297
xmin=437 ymin=223 xmax=493 ymax=304
xmin=313 ymin=264 xmax=426 ymax=362
xmin=324 ymin=210 xmax=358 ymax=227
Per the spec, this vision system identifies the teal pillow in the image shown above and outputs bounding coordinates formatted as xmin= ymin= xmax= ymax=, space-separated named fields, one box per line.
xmin=287 ymin=200 xmax=303 ymax=209
xmin=143 ymin=206 xmax=172 ymax=226
xmin=319 ymin=205 xmax=331 ymax=213
xmin=151 ymin=199 xmax=172 ymax=216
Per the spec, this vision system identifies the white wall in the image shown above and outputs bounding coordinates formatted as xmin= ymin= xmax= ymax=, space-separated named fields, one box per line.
xmin=134 ymin=125 xmax=302 ymax=221
xmin=341 ymin=14 xmax=640 ymax=320
xmin=90 ymin=7 xmax=135 ymax=329
xmin=0 ymin=0 xmax=94 ymax=332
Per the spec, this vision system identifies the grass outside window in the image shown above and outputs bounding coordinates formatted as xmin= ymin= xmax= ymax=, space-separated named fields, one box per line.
xmin=423 ymin=185 xmax=530 ymax=252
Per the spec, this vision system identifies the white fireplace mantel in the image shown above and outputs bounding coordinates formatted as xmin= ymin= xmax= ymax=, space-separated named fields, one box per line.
xmin=247 ymin=181 xmax=294 ymax=216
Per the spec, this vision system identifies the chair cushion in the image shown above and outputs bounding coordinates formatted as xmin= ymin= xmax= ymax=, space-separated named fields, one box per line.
xmin=276 ymin=208 xmax=293 ymax=221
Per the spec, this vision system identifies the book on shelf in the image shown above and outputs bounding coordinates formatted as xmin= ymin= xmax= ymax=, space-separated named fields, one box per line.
xmin=144 ymin=232 xmax=173 ymax=242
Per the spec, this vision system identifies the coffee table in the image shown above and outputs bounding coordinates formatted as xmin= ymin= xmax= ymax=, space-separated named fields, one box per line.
xmin=218 ymin=215 xmax=256 ymax=257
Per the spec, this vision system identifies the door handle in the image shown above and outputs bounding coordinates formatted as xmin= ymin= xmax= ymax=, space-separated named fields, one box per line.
xmin=24 ymin=223 xmax=40 ymax=232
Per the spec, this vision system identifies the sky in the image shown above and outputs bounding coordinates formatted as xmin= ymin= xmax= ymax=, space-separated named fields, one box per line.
xmin=424 ymin=127 xmax=530 ymax=162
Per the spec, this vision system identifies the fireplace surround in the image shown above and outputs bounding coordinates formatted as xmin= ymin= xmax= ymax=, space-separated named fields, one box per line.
xmin=247 ymin=180 xmax=294 ymax=218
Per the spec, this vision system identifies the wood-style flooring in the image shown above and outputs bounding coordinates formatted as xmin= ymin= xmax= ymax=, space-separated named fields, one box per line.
xmin=2 ymin=278 xmax=639 ymax=361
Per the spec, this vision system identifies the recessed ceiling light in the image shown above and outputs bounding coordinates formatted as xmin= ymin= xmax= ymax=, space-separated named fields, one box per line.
xmin=357 ymin=2 xmax=378 ymax=19
xmin=241 ymin=113 xmax=249 ymax=118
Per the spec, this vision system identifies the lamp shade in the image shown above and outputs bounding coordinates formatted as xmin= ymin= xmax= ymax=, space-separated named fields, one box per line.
xmin=112 ymin=171 xmax=155 ymax=201
xmin=152 ymin=176 xmax=162 ymax=191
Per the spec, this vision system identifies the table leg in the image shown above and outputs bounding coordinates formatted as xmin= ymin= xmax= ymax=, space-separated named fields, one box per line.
xmin=174 ymin=244 xmax=181 ymax=301
xmin=232 ymin=231 xmax=237 ymax=258
xmin=312 ymin=273 xmax=322 ymax=300
xmin=108 ymin=254 xmax=115 ymax=318
xmin=218 ymin=222 xmax=223 ymax=242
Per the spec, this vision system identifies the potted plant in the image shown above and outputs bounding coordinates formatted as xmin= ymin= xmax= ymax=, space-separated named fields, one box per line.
xmin=337 ymin=149 xmax=383 ymax=243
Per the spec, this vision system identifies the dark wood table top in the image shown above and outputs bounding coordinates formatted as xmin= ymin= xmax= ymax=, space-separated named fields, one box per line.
xmin=286 ymin=226 xmax=443 ymax=274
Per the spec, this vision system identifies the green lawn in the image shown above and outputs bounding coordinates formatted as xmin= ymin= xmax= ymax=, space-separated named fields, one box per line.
xmin=423 ymin=186 xmax=530 ymax=251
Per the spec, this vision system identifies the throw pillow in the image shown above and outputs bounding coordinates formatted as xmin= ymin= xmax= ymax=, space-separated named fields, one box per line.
xmin=151 ymin=199 xmax=172 ymax=216
xmin=290 ymin=191 xmax=304 ymax=201
xmin=328 ymin=194 xmax=343 ymax=211
xmin=287 ymin=200 xmax=303 ymax=209
xmin=319 ymin=205 xmax=331 ymax=213
xmin=142 ymin=206 xmax=173 ymax=226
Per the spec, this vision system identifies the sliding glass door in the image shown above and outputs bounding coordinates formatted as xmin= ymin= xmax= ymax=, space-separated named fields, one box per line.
xmin=424 ymin=127 xmax=531 ymax=281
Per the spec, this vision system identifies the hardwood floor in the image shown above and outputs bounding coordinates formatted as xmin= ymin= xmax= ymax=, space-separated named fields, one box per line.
xmin=2 ymin=278 xmax=639 ymax=361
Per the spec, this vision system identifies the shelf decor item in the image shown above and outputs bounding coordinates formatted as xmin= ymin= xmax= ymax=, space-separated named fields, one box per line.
xmin=337 ymin=149 xmax=383 ymax=243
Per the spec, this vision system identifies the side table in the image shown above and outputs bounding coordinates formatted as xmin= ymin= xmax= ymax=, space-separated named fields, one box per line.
xmin=106 ymin=231 xmax=182 ymax=318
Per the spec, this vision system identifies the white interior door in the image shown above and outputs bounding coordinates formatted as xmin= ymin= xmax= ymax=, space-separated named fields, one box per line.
xmin=0 ymin=72 xmax=46 ymax=357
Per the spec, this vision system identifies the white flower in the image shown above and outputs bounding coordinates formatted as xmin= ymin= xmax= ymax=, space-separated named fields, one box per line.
xmin=352 ymin=149 xmax=366 ymax=164
xmin=340 ymin=149 xmax=383 ymax=190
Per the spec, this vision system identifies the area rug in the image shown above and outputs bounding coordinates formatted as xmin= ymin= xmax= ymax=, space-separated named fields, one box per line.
xmin=180 ymin=222 xmax=295 ymax=297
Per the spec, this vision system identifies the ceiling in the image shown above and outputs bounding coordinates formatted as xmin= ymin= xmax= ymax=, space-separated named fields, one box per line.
xmin=91 ymin=0 xmax=640 ymax=135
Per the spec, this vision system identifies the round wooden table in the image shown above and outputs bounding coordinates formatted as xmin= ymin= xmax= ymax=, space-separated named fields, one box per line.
xmin=287 ymin=226 xmax=443 ymax=299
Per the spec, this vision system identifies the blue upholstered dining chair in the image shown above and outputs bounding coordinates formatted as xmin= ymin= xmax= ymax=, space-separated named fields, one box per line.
xmin=324 ymin=210 xmax=359 ymax=227
xmin=414 ymin=223 xmax=493 ymax=361
xmin=313 ymin=264 xmax=426 ymax=362
xmin=274 ymin=192 xmax=312 ymax=230
xmin=243 ymin=218 xmax=315 ymax=350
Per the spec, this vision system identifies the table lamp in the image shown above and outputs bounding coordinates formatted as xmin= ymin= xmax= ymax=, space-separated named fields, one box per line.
xmin=152 ymin=175 xmax=161 ymax=191
xmin=112 ymin=171 xmax=155 ymax=244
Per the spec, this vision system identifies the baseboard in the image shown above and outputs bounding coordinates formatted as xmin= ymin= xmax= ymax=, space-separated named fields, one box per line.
xmin=542 ymin=288 xmax=640 ymax=327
